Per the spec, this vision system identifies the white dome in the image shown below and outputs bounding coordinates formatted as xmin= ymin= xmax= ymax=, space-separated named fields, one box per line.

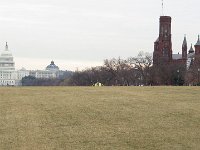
xmin=0 ymin=42 xmax=13 ymax=57
xmin=0 ymin=43 xmax=15 ymax=71
xmin=0 ymin=51 xmax=13 ymax=58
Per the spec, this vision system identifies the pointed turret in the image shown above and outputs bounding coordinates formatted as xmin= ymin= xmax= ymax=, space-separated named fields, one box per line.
xmin=182 ymin=35 xmax=187 ymax=47
xmin=182 ymin=35 xmax=187 ymax=59
xmin=195 ymin=35 xmax=200 ymax=46
xmin=195 ymin=35 xmax=200 ymax=55
xmin=189 ymin=44 xmax=194 ymax=54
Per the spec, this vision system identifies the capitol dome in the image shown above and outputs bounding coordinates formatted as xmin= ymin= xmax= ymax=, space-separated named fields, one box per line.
xmin=46 ymin=61 xmax=59 ymax=71
xmin=0 ymin=42 xmax=13 ymax=57
xmin=0 ymin=42 xmax=15 ymax=71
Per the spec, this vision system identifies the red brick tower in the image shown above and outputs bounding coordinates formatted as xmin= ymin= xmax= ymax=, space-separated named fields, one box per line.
xmin=153 ymin=16 xmax=172 ymax=65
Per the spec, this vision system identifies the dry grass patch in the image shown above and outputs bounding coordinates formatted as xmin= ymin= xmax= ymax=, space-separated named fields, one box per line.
xmin=0 ymin=87 xmax=200 ymax=150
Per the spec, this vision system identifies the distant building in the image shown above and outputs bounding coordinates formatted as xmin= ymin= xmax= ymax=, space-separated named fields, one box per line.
xmin=29 ymin=70 xmax=57 ymax=79
xmin=0 ymin=43 xmax=65 ymax=86
xmin=0 ymin=43 xmax=16 ymax=86
xmin=153 ymin=16 xmax=199 ymax=68
xmin=15 ymin=68 xmax=30 ymax=85
xmin=29 ymin=61 xmax=60 ymax=79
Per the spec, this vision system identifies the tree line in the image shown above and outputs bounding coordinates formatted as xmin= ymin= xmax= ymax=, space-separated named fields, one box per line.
xmin=22 ymin=51 xmax=200 ymax=86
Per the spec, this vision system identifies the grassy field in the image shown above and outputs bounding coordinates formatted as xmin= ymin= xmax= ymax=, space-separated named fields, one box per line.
xmin=0 ymin=87 xmax=200 ymax=150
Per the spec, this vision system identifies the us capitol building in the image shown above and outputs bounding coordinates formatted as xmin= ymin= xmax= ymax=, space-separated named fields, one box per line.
xmin=0 ymin=43 xmax=62 ymax=86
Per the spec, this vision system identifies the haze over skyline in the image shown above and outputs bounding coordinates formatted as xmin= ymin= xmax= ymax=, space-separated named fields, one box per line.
xmin=0 ymin=0 xmax=199 ymax=71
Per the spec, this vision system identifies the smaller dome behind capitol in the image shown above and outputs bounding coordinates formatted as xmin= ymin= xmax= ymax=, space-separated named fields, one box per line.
xmin=46 ymin=60 xmax=59 ymax=71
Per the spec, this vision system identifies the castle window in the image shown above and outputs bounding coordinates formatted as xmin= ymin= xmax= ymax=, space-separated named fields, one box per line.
xmin=163 ymin=48 xmax=168 ymax=57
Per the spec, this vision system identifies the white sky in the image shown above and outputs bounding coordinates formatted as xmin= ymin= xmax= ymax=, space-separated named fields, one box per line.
xmin=0 ymin=0 xmax=199 ymax=71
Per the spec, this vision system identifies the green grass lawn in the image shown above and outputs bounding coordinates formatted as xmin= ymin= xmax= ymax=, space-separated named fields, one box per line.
xmin=0 ymin=87 xmax=200 ymax=150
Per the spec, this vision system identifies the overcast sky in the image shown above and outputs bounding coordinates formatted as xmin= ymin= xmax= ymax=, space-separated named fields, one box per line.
xmin=0 ymin=0 xmax=199 ymax=70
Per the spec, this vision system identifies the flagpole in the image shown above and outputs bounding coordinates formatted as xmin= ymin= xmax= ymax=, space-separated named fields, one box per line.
xmin=162 ymin=0 xmax=164 ymax=16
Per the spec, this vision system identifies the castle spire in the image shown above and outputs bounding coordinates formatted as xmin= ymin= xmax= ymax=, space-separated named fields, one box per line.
xmin=195 ymin=35 xmax=200 ymax=46
xmin=162 ymin=0 xmax=164 ymax=16
xmin=182 ymin=35 xmax=187 ymax=46
xmin=189 ymin=44 xmax=194 ymax=54
xmin=182 ymin=35 xmax=187 ymax=59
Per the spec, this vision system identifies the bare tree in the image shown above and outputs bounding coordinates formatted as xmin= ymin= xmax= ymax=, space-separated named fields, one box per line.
xmin=128 ymin=51 xmax=153 ymax=85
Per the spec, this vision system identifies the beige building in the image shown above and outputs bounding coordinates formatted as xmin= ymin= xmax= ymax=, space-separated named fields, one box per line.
xmin=29 ymin=61 xmax=60 ymax=79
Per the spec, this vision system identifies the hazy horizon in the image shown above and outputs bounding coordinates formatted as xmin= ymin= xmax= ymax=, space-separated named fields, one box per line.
xmin=0 ymin=0 xmax=200 ymax=71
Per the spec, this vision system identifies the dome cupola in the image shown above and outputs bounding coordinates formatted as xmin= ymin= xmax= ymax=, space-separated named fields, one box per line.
xmin=46 ymin=60 xmax=59 ymax=71
xmin=0 ymin=42 xmax=13 ymax=57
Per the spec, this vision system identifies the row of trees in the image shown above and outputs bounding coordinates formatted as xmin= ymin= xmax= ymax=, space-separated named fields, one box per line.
xmin=67 ymin=52 xmax=187 ymax=86
xmin=67 ymin=52 xmax=200 ymax=86
xmin=22 ymin=52 xmax=200 ymax=86
xmin=66 ymin=52 xmax=152 ymax=86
